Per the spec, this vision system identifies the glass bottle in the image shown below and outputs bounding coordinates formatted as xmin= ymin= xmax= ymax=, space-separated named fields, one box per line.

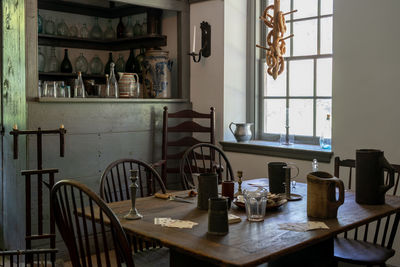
xmin=80 ymin=23 xmax=89 ymax=38
xmin=45 ymin=17 xmax=56 ymax=35
xmin=75 ymin=72 xmax=86 ymax=98
xmin=125 ymin=49 xmax=135 ymax=73
xmin=48 ymin=47 xmax=59 ymax=72
xmin=115 ymin=54 xmax=125 ymax=73
xmin=117 ymin=17 xmax=125 ymax=39
xmin=134 ymin=48 xmax=146 ymax=82
xmin=104 ymin=52 xmax=114 ymax=75
xmin=75 ymin=53 xmax=88 ymax=74
xmin=69 ymin=25 xmax=78 ymax=37
xmin=107 ymin=63 xmax=119 ymax=98
xmin=141 ymin=17 xmax=147 ymax=35
xmin=60 ymin=49 xmax=73 ymax=73
xmin=90 ymin=17 xmax=103 ymax=40
xmin=90 ymin=55 xmax=103 ymax=74
xmin=133 ymin=20 xmax=141 ymax=36
xmin=104 ymin=19 xmax=115 ymax=40
xmin=38 ymin=47 xmax=46 ymax=72
xmin=320 ymin=114 xmax=332 ymax=149
xmin=38 ymin=12 xmax=43 ymax=33
xmin=57 ymin=19 xmax=69 ymax=36
xmin=124 ymin=17 xmax=134 ymax=38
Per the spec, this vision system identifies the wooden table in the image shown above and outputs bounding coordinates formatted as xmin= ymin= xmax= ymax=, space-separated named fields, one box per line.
xmin=105 ymin=179 xmax=400 ymax=266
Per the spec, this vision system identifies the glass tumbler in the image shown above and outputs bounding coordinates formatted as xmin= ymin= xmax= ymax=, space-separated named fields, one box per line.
xmin=243 ymin=188 xmax=267 ymax=222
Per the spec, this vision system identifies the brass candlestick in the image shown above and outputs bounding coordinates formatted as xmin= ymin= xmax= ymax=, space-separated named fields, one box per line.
xmin=124 ymin=170 xmax=143 ymax=220
xmin=235 ymin=171 xmax=243 ymax=197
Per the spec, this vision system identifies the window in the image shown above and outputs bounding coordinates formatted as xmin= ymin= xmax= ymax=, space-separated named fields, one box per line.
xmin=258 ymin=0 xmax=333 ymax=145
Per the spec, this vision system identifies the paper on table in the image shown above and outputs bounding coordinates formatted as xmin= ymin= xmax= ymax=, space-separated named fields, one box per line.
xmin=154 ymin=217 xmax=198 ymax=229
xmin=278 ymin=221 xmax=329 ymax=232
xmin=228 ymin=214 xmax=241 ymax=224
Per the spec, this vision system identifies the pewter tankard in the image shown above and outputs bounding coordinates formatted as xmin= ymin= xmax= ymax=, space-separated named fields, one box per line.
xmin=229 ymin=122 xmax=253 ymax=142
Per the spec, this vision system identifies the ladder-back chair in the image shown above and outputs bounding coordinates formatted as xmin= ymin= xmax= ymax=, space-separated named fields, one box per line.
xmin=334 ymin=156 xmax=400 ymax=266
xmin=154 ymin=106 xmax=215 ymax=189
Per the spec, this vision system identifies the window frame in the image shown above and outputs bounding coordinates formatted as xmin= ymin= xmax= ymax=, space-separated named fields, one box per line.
xmin=256 ymin=0 xmax=333 ymax=145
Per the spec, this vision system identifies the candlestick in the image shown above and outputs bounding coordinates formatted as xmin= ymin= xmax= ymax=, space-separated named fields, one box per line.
xmin=192 ymin=25 xmax=196 ymax=53
xmin=124 ymin=170 xmax=143 ymax=220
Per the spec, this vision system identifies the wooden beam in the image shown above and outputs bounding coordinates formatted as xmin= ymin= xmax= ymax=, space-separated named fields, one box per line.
xmin=115 ymin=0 xmax=188 ymax=11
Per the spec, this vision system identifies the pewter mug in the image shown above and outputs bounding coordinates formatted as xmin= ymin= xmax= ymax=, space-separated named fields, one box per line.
xmin=229 ymin=122 xmax=253 ymax=142
xmin=356 ymin=149 xmax=395 ymax=205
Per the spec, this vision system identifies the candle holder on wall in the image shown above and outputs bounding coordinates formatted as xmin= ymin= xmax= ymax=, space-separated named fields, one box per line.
xmin=188 ymin=21 xmax=211 ymax=63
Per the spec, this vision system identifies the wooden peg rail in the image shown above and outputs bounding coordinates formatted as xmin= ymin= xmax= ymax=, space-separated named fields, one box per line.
xmin=9 ymin=125 xmax=67 ymax=166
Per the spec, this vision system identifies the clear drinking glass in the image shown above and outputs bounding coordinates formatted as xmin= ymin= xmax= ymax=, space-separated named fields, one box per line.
xmin=104 ymin=19 xmax=115 ymax=40
xmin=243 ymin=188 xmax=267 ymax=222
xmin=80 ymin=23 xmax=89 ymax=39
xmin=57 ymin=19 xmax=69 ymax=36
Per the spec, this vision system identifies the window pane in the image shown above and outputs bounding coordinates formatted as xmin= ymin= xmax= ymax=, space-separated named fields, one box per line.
xmin=289 ymin=99 xmax=313 ymax=136
xmin=320 ymin=17 xmax=333 ymax=54
xmin=293 ymin=0 xmax=318 ymax=19
xmin=316 ymin=99 xmax=332 ymax=136
xmin=289 ymin=59 xmax=313 ymax=96
xmin=265 ymin=62 xmax=286 ymax=96
xmin=293 ymin=20 xmax=317 ymax=56
xmin=264 ymin=99 xmax=286 ymax=134
xmin=316 ymin=58 xmax=332 ymax=96
xmin=321 ymin=0 xmax=333 ymax=15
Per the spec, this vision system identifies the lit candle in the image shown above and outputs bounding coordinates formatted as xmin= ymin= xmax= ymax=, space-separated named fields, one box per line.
xmin=13 ymin=124 xmax=18 ymax=130
xmin=60 ymin=124 xmax=64 ymax=129
xmin=192 ymin=25 xmax=196 ymax=53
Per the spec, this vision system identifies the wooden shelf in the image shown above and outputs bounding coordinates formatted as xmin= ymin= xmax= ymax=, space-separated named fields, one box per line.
xmin=38 ymin=34 xmax=167 ymax=51
xmin=38 ymin=0 xmax=147 ymax=18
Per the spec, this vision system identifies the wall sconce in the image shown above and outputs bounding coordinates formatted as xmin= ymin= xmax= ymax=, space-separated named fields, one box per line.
xmin=188 ymin=21 xmax=211 ymax=63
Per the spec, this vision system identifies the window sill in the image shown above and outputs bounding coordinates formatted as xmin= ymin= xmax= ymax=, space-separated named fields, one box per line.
xmin=220 ymin=140 xmax=333 ymax=163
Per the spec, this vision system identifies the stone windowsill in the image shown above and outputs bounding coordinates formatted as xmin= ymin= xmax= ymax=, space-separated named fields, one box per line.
xmin=220 ymin=140 xmax=333 ymax=163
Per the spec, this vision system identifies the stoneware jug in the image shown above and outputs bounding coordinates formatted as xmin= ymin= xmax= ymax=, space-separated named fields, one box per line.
xmin=307 ymin=171 xmax=344 ymax=219
xmin=142 ymin=49 xmax=173 ymax=98
xmin=229 ymin=122 xmax=253 ymax=142
xmin=356 ymin=149 xmax=395 ymax=205
xmin=118 ymin=72 xmax=139 ymax=98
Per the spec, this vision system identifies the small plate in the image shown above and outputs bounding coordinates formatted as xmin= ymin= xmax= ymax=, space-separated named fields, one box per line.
xmin=233 ymin=198 xmax=288 ymax=211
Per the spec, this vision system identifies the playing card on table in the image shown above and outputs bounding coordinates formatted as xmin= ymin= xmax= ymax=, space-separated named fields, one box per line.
xmin=154 ymin=217 xmax=198 ymax=229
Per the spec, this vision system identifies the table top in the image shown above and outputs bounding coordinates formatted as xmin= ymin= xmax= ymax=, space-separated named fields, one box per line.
xmin=105 ymin=179 xmax=400 ymax=266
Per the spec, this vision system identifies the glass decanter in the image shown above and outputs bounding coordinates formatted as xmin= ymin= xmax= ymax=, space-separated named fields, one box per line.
xmin=115 ymin=54 xmax=125 ymax=73
xmin=38 ymin=12 xmax=43 ymax=33
xmin=69 ymin=25 xmax=78 ymax=37
xmin=38 ymin=47 xmax=46 ymax=72
xmin=107 ymin=63 xmax=119 ymax=98
xmin=90 ymin=17 xmax=103 ymax=40
xmin=75 ymin=53 xmax=88 ymax=74
xmin=80 ymin=23 xmax=89 ymax=38
xmin=48 ymin=47 xmax=59 ymax=72
xmin=104 ymin=52 xmax=114 ymax=75
xmin=60 ymin=49 xmax=73 ymax=73
xmin=75 ymin=72 xmax=86 ymax=98
xmin=133 ymin=20 xmax=141 ymax=36
xmin=104 ymin=19 xmax=115 ymax=40
xmin=45 ymin=17 xmax=56 ymax=35
xmin=117 ymin=17 xmax=125 ymax=39
xmin=124 ymin=17 xmax=134 ymax=38
xmin=57 ymin=19 xmax=69 ymax=36
xmin=90 ymin=55 xmax=103 ymax=75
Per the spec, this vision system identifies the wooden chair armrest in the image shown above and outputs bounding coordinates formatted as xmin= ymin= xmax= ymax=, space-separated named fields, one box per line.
xmin=151 ymin=160 xmax=166 ymax=168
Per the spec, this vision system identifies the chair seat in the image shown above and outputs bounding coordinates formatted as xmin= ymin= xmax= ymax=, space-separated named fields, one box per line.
xmin=63 ymin=247 xmax=170 ymax=267
xmin=334 ymin=237 xmax=395 ymax=265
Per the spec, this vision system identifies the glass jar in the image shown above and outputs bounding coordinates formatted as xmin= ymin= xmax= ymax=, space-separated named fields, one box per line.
xmin=89 ymin=55 xmax=103 ymax=75
xmin=80 ymin=23 xmax=89 ymax=39
xmin=45 ymin=17 xmax=56 ymax=35
xmin=48 ymin=47 xmax=59 ymax=72
xmin=57 ymin=19 xmax=69 ymax=36
xmin=124 ymin=17 xmax=134 ymax=38
xmin=75 ymin=53 xmax=88 ymax=74
xmin=104 ymin=19 xmax=115 ymax=40
xmin=69 ymin=25 xmax=78 ymax=37
xmin=90 ymin=17 xmax=103 ymax=40
xmin=133 ymin=20 xmax=141 ymax=36
xmin=115 ymin=54 xmax=125 ymax=73
xmin=38 ymin=47 xmax=46 ymax=72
